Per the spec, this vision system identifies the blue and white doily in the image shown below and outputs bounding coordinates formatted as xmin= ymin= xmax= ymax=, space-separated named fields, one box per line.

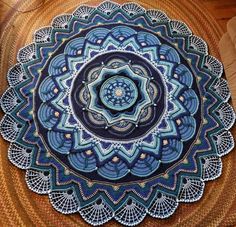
xmin=0 ymin=1 xmax=235 ymax=226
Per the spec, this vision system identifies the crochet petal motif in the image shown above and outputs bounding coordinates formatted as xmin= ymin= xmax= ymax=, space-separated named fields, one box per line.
xmin=0 ymin=1 xmax=235 ymax=226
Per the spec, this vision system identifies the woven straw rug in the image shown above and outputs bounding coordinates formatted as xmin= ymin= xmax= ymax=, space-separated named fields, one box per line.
xmin=0 ymin=0 xmax=236 ymax=226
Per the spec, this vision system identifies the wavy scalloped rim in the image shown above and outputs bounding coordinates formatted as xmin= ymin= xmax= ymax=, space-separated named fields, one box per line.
xmin=0 ymin=1 xmax=235 ymax=226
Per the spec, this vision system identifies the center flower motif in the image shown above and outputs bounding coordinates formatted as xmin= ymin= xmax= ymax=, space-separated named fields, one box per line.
xmin=87 ymin=63 xmax=152 ymax=125
xmin=100 ymin=76 xmax=138 ymax=111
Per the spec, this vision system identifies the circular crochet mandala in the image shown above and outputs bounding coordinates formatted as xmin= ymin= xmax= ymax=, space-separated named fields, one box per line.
xmin=0 ymin=1 xmax=235 ymax=226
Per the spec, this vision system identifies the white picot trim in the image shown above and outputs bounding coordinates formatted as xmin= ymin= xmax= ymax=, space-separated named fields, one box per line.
xmin=49 ymin=188 xmax=80 ymax=214
xmin=202 ymin=55 xmax=223 ymax=78
xmin=148 ymin=191 xmax=178 ymax=218
xmin=114 ymin=198 xmax=146 ymax=226
xmin=25 ymin=169 xmax=51 ymax=194
xmin=8 ymin=142 xmax=33 ymax=169
xmin=188 ymin=35 xmax=208 ymax=55
xmin=214 ymin=102 xmax=235 ymax=130
xmin=212 ymin=130 xmax=235 ymax=157
xmin=170 ymin=20 xmax=192 ymax=36
xmin=210 ymin=78 xmax=231 ymax=102
xmin=178 ymin=177 xmax=205 ymax=202
xmin=97 ymin=1 xmax=120 ymax=16
xmin=17 ymin=43 xmax=37 ymax=63
xmin=7 ymin=63 xmax=27 ymax=87
xmin=146 ymin=9 xmax=170 ymax=23
xmin=0 ymin=87 xmax=21 ymax=113
xmin=34 ymin=26 xmax=53 ymax=44
xmin=79 ymin=197 xmax=113 ymax=226
xmin=73 ymin=5 xmax=95 ymax=19
xmin=52 ymin=14 xmax=72 ymax=29
xmin=121 ymin=2 xmax=145 ymax=17
xmin=201 ymin=155 xmax=222 ymax=181
xmin=0 ymin=114 xmax=22 ymax=142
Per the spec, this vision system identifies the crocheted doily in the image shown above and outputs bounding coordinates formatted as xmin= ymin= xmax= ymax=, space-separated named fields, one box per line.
xmin=0 ymin=1 xmax=235 ymax=226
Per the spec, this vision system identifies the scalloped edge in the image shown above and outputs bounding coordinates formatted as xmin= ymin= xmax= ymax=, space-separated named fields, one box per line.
xmin=0 ymin=1 xmax=235 ymax=226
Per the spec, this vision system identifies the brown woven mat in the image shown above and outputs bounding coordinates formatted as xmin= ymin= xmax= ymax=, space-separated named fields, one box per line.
xmin=0 ymin=1 xmax=235 ymax=226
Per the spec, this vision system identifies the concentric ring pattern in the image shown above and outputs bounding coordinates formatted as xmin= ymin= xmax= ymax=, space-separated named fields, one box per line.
xmin=0 ymin=1 xmax=235 ymax=226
